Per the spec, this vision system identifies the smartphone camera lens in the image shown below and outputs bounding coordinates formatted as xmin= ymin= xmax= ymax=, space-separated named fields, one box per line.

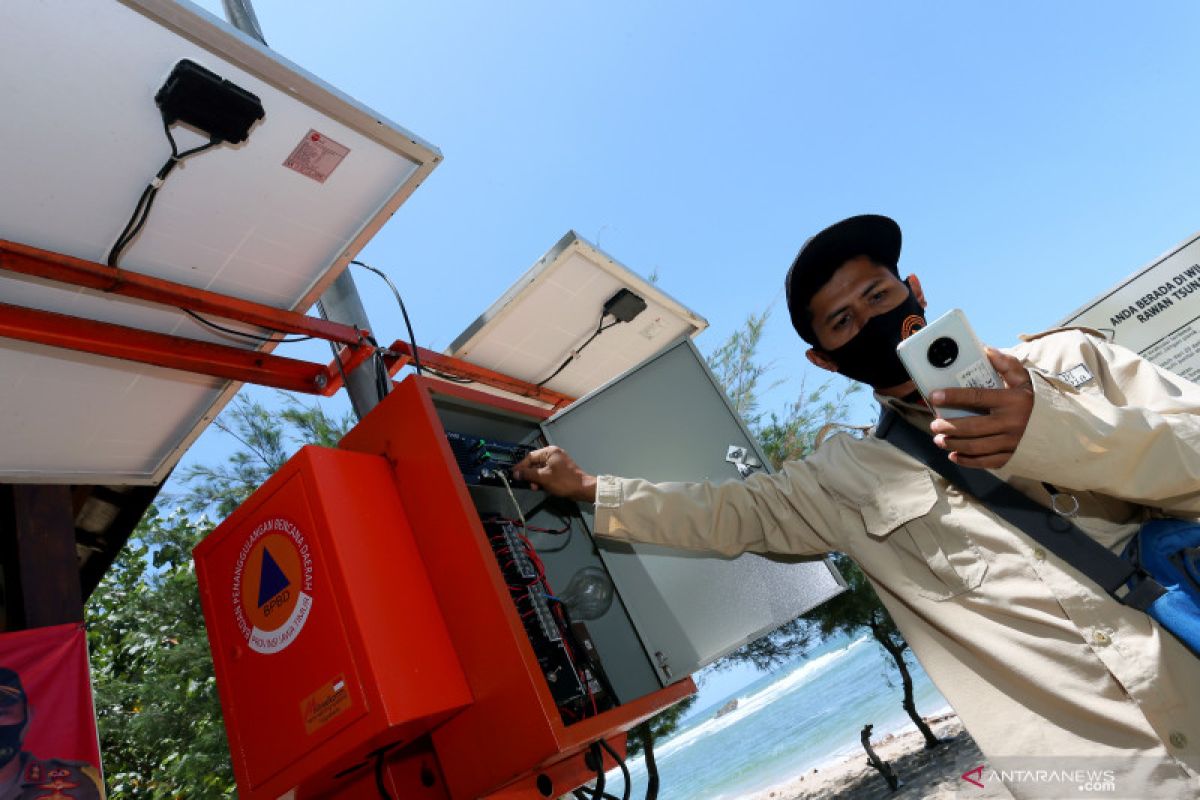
xmin=927 ymin=337 xmax=959 ymax=369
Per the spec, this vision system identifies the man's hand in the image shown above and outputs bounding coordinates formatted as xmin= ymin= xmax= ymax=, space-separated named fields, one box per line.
xmin=927 ymin=348 xmax=1035 ymax=469
xmin=512 ymin=446 xmax=598 ymax=502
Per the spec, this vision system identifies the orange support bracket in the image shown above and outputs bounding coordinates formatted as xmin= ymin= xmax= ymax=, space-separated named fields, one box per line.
xmin=0 ymin=238 xmax=577 ymax=405
xmin=0 ymin=302 xmax=369 ymax=396
xmin=380 ymin=341 xmax=576 ymax=410
xmin=0 ymin=238 xmax=365 ymax=345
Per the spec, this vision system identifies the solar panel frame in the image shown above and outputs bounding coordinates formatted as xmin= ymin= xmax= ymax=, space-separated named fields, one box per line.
xmin=0 ymin=0 xmax=441 ymax=484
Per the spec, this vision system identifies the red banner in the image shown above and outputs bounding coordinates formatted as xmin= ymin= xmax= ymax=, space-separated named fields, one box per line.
xmin=0 ymin=623 xmax=103 ymax=798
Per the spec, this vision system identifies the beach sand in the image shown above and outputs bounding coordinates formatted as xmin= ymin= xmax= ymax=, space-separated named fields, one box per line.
xmin=740 ymin=713 xmax=1015 ymax=800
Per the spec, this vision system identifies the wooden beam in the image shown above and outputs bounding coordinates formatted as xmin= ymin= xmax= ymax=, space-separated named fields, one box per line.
xmin=1 ymin=485 xmax=83 ymax=630
xmin=79 ymin=484 xmax=160 ymax=600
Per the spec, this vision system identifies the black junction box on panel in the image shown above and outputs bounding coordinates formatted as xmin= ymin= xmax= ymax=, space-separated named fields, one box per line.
xmin=602 ymin=289 xmax=647 ymax=324
xmin=155 ymin=59 xmax=265 ymax=144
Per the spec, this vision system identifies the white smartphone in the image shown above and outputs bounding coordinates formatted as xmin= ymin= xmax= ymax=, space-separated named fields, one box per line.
xmin=895 ymin=309 xmax=1003 ymax=418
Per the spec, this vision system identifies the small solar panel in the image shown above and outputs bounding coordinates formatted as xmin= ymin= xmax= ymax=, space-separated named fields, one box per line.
xmin=448 ymin=232 xmax=708 ymax=400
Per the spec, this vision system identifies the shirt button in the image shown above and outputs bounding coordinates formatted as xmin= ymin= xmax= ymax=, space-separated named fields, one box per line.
xmin=1033 ymin=548 xmax=1046 ymax=561
xmin=1092 ymin=631 xmax=1111 ymax=646
xmin=1170 ymin=731 xmax=1188 ymax=749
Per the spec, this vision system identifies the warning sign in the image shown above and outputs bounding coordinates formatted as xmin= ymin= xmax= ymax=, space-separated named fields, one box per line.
xmin=231 ymin=517 xmax=314 ymax=654
xmin=1062 ymin=232 xmax=1200 ymax=382
xmin=283 ymin=130 xmax=350 ymax=184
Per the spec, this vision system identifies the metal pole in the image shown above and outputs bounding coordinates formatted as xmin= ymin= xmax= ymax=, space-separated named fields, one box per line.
xmin=318 ymin=274 xmax=389 ymax=419
xmin=220 ymin=0 xmax=386 ymax=419
xmin=221 ymin=0 xmax=268 ymax=45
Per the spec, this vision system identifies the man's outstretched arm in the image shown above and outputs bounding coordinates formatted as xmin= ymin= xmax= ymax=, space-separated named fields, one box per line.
xmin=513 ymin=446 xmax=847 ymax=558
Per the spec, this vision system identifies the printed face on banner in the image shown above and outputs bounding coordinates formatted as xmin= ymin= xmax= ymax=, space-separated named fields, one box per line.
xmin=0 ymin=624 xmax=103 ymax=799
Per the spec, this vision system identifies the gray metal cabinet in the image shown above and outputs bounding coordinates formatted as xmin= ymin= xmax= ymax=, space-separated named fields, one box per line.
xmin=543 ymin=338 xmax=845 ymax=685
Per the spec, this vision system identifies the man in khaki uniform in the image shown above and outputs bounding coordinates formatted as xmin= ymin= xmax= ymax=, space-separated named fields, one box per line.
xmin=515 ymin=215 xmax=1200 ymax=798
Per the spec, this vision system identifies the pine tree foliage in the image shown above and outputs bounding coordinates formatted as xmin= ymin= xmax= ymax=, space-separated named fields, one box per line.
xmin=706 ymin=311 xmax=774 ymax=429
xmin=177 ymin=394 xmax=354 ymax=518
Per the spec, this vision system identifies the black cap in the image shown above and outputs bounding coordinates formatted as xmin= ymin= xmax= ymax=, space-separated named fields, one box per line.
xmin=785 ymin=214 xmax=902 ymax=344
xmin=0 ymin=668 xmax=24 ymax=707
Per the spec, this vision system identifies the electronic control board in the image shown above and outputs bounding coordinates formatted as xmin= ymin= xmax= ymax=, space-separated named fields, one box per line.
xmin=446 ymin=431 xmax=535 ymax=488
xmin=445 ymin=431 xmax=613 ymax=723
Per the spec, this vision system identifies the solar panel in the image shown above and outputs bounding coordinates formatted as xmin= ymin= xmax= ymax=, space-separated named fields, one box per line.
xmin=0 ymin=0 xmax=440 ymax=483
xmin=448 ymin=232 xmax=708 ymax=400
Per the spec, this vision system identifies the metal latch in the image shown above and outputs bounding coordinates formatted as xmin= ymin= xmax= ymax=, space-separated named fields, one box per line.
xmin=654 ymin=650 xmax=673 ymax=680
xmin=725 ymin=445 xmax=762 ymax=478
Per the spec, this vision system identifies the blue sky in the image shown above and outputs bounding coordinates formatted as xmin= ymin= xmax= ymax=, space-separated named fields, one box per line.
xmin=180 ymin=1 xmax=1200 ymax=702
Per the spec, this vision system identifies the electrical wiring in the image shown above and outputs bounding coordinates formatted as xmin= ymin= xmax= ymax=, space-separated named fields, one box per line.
xmin=108 ymin=115 xmax=220 ymax=268
xmin=494 ymin=516 xmax=572 ymax=535
xmin=638 ymin=724 xmax=660 ymax=800
xmin=491 ymin=480 xmax=614 ymax=723
xmin=573 ymin=790 xmax=622 ymax=800
xmin=366 ymin=333 xmax=391 ymax=404
xmin=350 ymin=259 xmax=423 ymax=376
xmin=423 ymin=366 xmax=474 ymax=384
xmin=182 ymin=308 xmax=314 ymax=343
xmin=599 ymin=738 xmax=631 ymax=800
xmin=494 ymin=516 xmax=574 ymax=553
xmin=589 ymin=743 xmax=607 ymax=800
xmin=530 ymin=526 xmax=573 ymax=554
xmin=345 ymin=260 xmax=477 ymax=385
xmin=497 ymin=471 xmax=528 ymax=531
xmin=488 ymin=509 xmax=602 ymax=722
xmin=536 ymin=314 xmax=619 ymax=387
xmin=109 ymin=111 xmax=322 ymax=345
xmin=373 ymin=748 xmax=394 ymax=800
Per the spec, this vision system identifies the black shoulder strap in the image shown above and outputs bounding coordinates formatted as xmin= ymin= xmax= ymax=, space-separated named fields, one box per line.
xmin=875 ymin=406 xmax=1164 ymax=609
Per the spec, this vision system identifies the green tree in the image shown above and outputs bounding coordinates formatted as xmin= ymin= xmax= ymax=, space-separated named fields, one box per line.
xmin=87 ymin=396 xmax=351 ymax=798
xmin=86 ymin=507 xmax=231 ymax=798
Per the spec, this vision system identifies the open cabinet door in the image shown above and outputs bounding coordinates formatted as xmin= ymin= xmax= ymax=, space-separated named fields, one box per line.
xmin=543 ymin=338 xmax=845 ymax=685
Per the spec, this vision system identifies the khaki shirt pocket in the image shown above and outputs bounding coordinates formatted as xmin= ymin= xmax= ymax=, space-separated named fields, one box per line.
xmin=858 ymin=469 xmax=939 ymax=539
xmin=852 ymin=469 xmax=988 ymax=601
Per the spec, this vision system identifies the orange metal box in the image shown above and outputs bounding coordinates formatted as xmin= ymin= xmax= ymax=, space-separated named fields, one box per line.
xmin=340 ymin=377 xmax=693 ymax=800
xmin=194 ymin=445 xmax=471 ymax=800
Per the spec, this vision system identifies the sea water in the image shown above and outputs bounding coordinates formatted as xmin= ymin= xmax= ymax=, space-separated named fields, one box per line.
xmin=606 ymin=632 xmax=949 ymax=799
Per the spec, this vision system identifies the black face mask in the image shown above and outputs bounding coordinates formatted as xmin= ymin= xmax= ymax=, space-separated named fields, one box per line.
xmin=821 ymin=284 xmax=926 ymax=389
xmin=0 ymin=718 xmax=23 ymax=768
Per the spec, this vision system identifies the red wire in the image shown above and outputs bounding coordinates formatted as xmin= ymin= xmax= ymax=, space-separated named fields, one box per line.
xmin=578 ymin=668 xmax=598 ymax=716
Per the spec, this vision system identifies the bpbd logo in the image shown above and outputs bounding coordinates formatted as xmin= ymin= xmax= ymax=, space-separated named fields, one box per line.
xmin=257 ymin=547 xmax=291 ymax=618
xmin=231 ymin=518 xmax=314 ymax=654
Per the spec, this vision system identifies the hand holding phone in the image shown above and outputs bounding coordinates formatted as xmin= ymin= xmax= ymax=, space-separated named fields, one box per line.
xmin=895 ymin=309 xmax=1036 ymax=468
xmin=895 ymin=309 xmax=1002 ymax=418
